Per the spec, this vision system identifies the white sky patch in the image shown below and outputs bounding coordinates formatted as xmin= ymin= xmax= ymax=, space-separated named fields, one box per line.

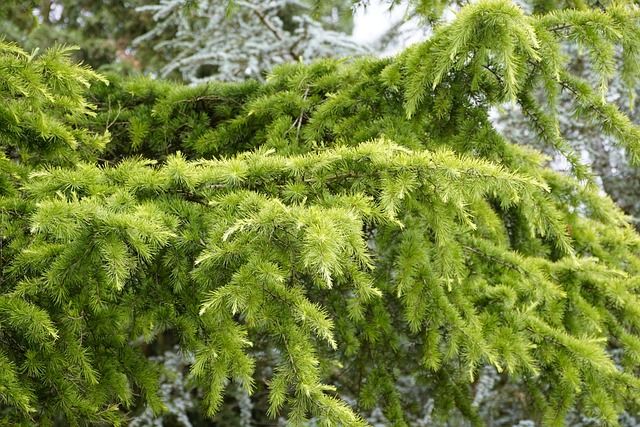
xmin=352 ymin=1 xmax=405 ymax=45
xmin=32 ymin=2 xmax=63 ymax=24
xmin=352 ymin=1 xmax=459 ymax=56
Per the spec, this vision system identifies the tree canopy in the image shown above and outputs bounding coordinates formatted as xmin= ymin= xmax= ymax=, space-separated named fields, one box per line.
xmin=3 ymin=0 xmax=640 ymax=426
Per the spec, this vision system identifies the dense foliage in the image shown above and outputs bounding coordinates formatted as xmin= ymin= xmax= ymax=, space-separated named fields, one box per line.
xmin=3 ymin=1 xmax=640 ymax=426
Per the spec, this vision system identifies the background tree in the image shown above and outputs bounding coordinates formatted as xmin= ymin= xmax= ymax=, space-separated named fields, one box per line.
xmin=0 ymin=0 xmax=366 ymax=82
xmin=0 ymin=0 xmax=155 ymax=74
xmin=134 ymin=0 xmax=367 ymax=82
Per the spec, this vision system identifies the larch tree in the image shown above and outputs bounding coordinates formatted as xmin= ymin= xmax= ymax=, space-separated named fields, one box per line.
xmin=3 ymin=1 xmax=640 ymax=426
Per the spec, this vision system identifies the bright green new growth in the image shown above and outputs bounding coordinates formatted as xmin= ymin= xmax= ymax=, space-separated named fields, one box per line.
xmin=3 ymin=1 xmax=640 ymax=425
xmin=0 ymin=40 xmax=109 ymax=165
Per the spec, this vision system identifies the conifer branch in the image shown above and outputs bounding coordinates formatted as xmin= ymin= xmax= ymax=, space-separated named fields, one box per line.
xmin=462 ymin=245 xmax=524 ymax=275
xmin=545 ymin=23 xmax=572 ymax=33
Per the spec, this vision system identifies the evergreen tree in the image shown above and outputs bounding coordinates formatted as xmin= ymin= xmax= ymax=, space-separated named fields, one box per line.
xmin=4 ymin=1 xmax=640 ymax=426
xmin=0 ymin=0 xmax=154 ymax=74
xmin=0 ymin=0 xmax=365 ymax=83
xmin=134 ymin=0 xmax=366 ymax=82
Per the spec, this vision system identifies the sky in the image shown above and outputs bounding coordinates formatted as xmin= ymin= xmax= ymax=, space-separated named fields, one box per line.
xmin=351 ymin=1 xmax=440 ymax=56
xmin=352 ymin=1 xmax=405 ymax=44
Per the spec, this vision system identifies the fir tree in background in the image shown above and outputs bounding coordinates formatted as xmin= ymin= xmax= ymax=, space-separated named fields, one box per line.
xmin=4 ymin=1 xmax=640 ymax=426
xmin=134 ymin=0 xmax=367 ymax=82
xmin=0 ymin=0 xmax=365 ymax=82
xmin=0 ymin=0 xmax=154 ymax=74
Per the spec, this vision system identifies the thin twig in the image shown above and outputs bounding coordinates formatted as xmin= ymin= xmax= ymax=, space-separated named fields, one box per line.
xmin=105 ymin=96 xmax=122 ymax=132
